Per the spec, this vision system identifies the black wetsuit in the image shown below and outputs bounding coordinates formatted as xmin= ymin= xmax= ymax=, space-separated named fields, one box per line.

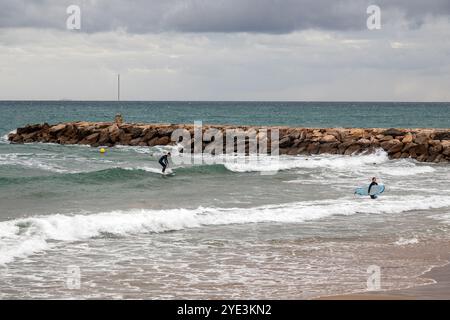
xmin=368 ymin=181 xmax=378 ymax=199
xmin=159 ymin=154 xmax=169 ymax=173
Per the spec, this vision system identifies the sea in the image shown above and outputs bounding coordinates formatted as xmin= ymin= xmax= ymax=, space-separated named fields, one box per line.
xmin=0 ymin=101 xmax=449 ymax=299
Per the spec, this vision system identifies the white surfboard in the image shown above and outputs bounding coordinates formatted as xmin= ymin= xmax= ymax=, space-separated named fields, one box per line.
xmin=162 ymin=168 xmax=175 ymax=176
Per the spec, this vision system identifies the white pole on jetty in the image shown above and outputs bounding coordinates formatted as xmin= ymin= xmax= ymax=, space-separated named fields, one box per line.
xmin=117 ymin=74 xmax=120 ymax=101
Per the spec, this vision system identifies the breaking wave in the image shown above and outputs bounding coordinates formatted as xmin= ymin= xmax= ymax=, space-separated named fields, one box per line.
xmin=1 ymin=195 xmax=450 ymax=265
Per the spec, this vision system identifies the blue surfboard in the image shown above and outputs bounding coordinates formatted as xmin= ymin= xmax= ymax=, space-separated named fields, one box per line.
xmin=354 ymin=184 xmax=385 ymax=196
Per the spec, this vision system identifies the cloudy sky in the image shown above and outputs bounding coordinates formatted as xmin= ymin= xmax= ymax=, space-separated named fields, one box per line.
xmin=1 ymin=0 xmax=449 ymax=101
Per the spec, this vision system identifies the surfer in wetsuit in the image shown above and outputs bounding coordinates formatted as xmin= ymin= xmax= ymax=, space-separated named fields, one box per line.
xmin=158 ymin=152 xmax=171 ymax=173
xmin=368 ymin=177 xmax=378 ymax=199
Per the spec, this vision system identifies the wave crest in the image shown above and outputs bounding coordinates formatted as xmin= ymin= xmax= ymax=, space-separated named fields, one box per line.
xmin=1 ymin=195 xmax=450 ymax=265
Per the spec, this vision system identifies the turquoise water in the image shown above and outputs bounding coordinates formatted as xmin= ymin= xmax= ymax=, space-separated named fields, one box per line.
xmin=1 ymin=101 xmax=449 ymax=136
xmin=0 ymin=101 xmax=449 ymax=299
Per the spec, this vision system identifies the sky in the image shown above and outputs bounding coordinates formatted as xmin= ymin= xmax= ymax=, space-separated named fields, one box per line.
xmin=0 ymin=0 xmax=450 ymax=101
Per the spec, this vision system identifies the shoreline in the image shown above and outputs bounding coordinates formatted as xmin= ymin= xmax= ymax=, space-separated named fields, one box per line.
xmin=7 ymin=121 xmax=450 ymax=163
xmin=317 ymin=258 xmax=450 ymax=300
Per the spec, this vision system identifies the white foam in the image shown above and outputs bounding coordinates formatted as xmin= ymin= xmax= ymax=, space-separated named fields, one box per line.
xmin=378 ymin=163 xmax=436 ymax=176
xmin=125 ymin=166 xmax=164 ymax=174
xmin=1 ymin=195 xmax=450 ymax=265
xmin=115 ymin=144 xmax=176 ymax=155
xmin=222 ymin=151 xmax=438 ymax=177
xmin=223 ymin=150 xmax=390 ymax=173
xmin=0 ymin=146 xmax=436 ymax=178
xmin=0 ymin=130 xmax=15 ymax=144
xmin=0 ymin=153 xmax=70 ymax=173
xmin=430 ymin=212 xmax=450 ymax=225
xmin=115 ymin=145 xmax=151 ymax=154
xmin=394 ymin=237 xmax=419 ymax=246
xmin=0 ymin=152 xmax=127 ymax=174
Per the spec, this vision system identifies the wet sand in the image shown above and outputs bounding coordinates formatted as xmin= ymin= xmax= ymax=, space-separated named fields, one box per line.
xmin=318 ymin=259 xmax=450 ymax=300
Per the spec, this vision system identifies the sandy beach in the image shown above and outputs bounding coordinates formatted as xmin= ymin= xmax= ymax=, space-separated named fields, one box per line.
xmin=319 ymin=258 xmax=450 ymax=300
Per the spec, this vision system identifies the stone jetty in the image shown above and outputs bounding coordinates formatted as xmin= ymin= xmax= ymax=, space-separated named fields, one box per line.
xmin=8 ymin=120 xmax=450 ymax=163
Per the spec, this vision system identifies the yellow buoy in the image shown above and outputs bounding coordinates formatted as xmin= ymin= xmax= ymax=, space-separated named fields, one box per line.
xmin=100 ymin=148 xmax=106 ymax=154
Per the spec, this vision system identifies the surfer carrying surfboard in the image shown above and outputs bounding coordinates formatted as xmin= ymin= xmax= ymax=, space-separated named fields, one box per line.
xmin=158 ymin=152 xmax=171 ymax=173
xmin=354 ymin=178 xmax=385 ymax=198
xmin=368 ymin=177 xmax=378 ymax=199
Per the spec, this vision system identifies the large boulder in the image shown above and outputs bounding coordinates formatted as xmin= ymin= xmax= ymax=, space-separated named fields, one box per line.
xmin=427 ymin=154 xmax=438 ymax=162
xmin=417 ymin=154 xmax=428 ymax=162
xmin=357 ymin=138 xmax=371 ymax=148
xmin=441 ymin=141 xmax=450 ymax=156
xmin=387 ymin=141 xmax=404 ymax=154
xmin=118 ymin=132 xmax=133 ymax=145
xmin=80 ymin=133 xmax=99 ymax=145
xmin=344 ymin=144 xmax=361 ymax=155
xmin=380 ymin=139 xmax=402 ymax=153
xmin=289 ymin=131 xmax=301 ymax=140
xmin=433 ymin=155 xmax=445 ymax=163
xmin=148 ymin=136 xmax=160 ymax=147
xmin=154 ymin=136 xmax=170 ymax=146
xmin=320 ymin=135 xmax=338 ymax=143
xmin=434 ymin=131 xmax=450 ymax=140
xmin=402 ymin=134 xmax=413 ymax=144
xmin=391 ymin=152 xmax=402 ymax=159
xmin=130 ymin=127 xmax=144 ymax=139
xmin=97 ymin=129 xmax=111 ymax=146
xmin=49 ymin=124 xmax=67 ymax=136
xmin=325 ymin=130 xmax=342 ymax=141
xmin=64 ymin=124 xmax=78 ymax=139
xmin=157 ymin=127 xmax=174 ymax=137
xmin=402 ymin=142 xmax=417 ymax=153
xmin=22 ymin=131 xmax=39 ymax=143
xmin=383 ymin=128 xmax=404 ymax=137
xmin=142 ymin=127 xmax=157 ymax=142
xmin=16 ymin=124 xmax=43 ymax=135
xmin=400 ymin=152 xmax=410 ymax=159
xmin=429 ymin=142 xmax=443 ymax=155
xmin=349 ymin=128 xmax=366 ymax=139
xmin=379 ymin=135 xmax=394 ymax=142
xmin=319 ymin=142 xmax=339 ymax=154
xmin=10 ymin=134 xmax=24 ymax=144
xmin=77 ymin=125 xmax=96 ymax=140
xmin=291 ymin=139 xmax=301 ymax=148
xmin=279 ymin=136 xmax=292 ymax=148
xmin=306 ymin=142 xmax=320 ymax=154
xmin=414 ymin=133 xmax=430 ymax=145
xmin=410 ymin=144 xmax=428 ymax=156
xmin=129 ymin=138 xmax=142 ymax=146
xmin=108 ymin=124 xmax=122 ymax=143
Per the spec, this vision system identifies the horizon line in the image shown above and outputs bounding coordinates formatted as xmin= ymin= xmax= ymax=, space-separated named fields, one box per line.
xmin=1 ymin=99 xmax=450 ymax=104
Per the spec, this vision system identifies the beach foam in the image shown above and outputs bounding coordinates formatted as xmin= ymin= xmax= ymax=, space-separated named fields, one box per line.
xmin=1 ymin=195 xmax=450 ymax=265
xmin=394 ymin=237 xmax=419 ymax=246
xmin=0 ymin=147 xmax=437 ymax=178
xmin=222 ymin=150 xmax=390 ymax=172
xmin=0 ymin=153 xmax=70 ymax=173
xmin=0 ymin=130 xmax=15 ymax=144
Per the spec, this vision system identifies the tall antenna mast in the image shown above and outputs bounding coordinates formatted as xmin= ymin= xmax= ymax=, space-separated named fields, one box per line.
xmin=117 ymin=74 xmax=120 ymax=101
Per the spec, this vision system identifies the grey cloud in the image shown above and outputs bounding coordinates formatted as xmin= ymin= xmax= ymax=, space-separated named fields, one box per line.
xmin=0 ymin=0 xmax=449 ymax=33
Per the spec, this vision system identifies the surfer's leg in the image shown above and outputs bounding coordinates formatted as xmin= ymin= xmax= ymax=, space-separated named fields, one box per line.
xmin=370 ymin=195 xmax=376 ymax=199
xmin=159 ymin=159 xmax=166 ymax=172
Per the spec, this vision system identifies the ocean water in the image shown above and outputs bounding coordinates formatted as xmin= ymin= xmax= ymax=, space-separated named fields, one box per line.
xmin=0 ymin=101 xmax=450 ymax=299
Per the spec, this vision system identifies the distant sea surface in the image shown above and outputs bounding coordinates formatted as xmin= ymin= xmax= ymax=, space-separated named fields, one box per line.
xmin=0 ymin=101 xmax=449 ymax=299
xmin=0 ymin=101 xmax=449 ymax=133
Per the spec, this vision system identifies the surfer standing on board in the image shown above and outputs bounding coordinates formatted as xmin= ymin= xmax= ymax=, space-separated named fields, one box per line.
xmin=159 ymin=152 xmax=171 ymax=173
xmin=368 ymin=177 xmax=378 ymax=199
